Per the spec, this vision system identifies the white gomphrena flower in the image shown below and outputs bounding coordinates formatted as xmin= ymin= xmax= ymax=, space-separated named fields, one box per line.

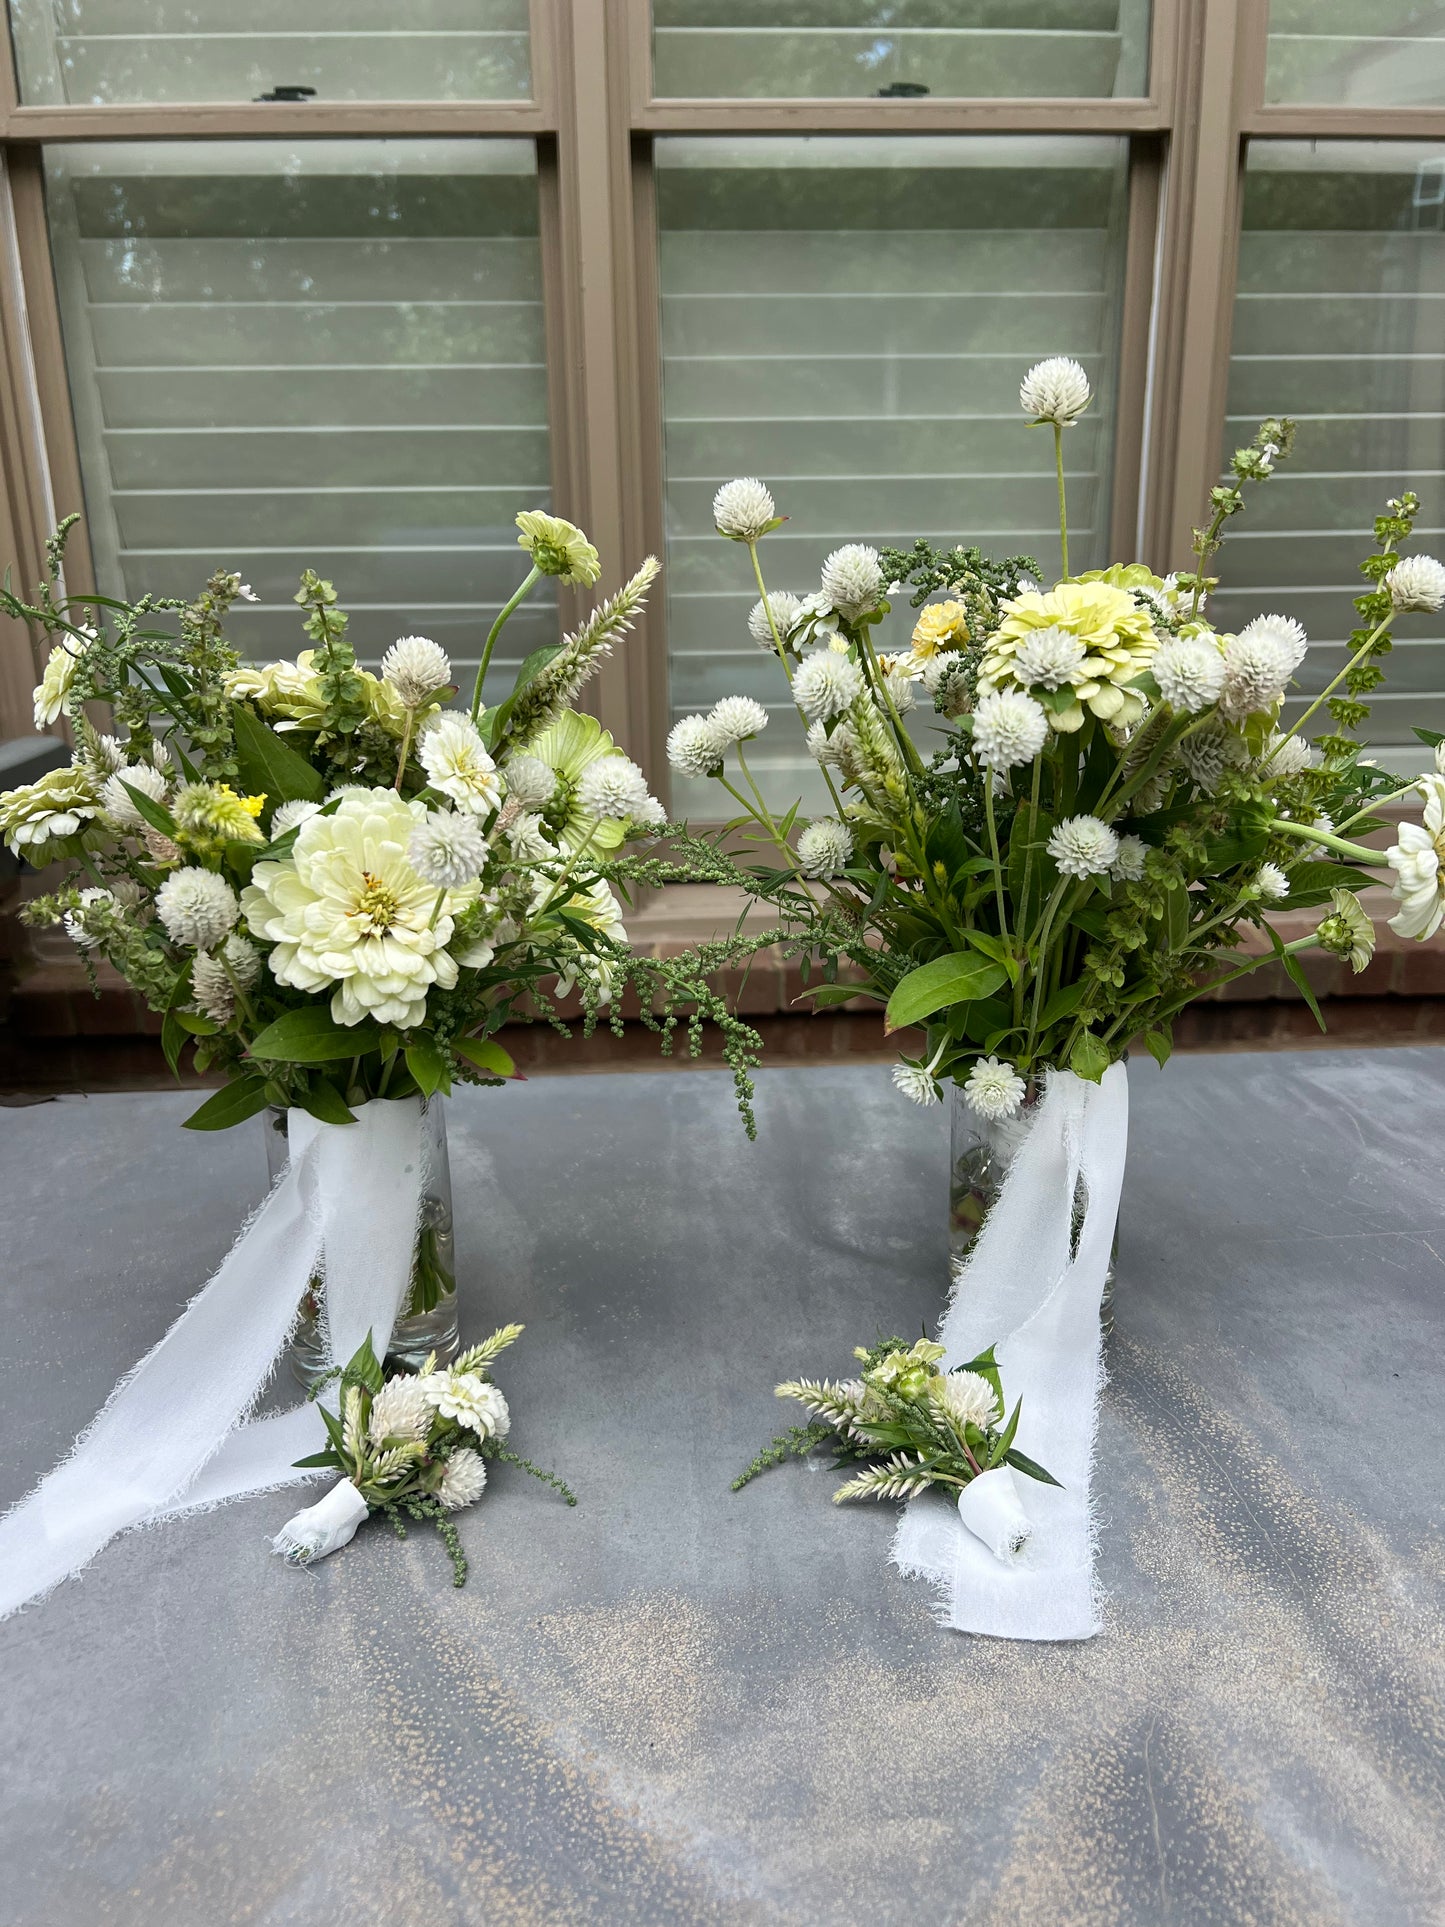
xmin=1259 ymin=731 xmax=1316 ymax=779
xmin=806 ymin=719 xmax=859 ymax=774
xmin=438 ymin=1448 xmax=488 ymax=1511
xmin=1385 ymin=554 xmax=1445 ymax=613
xmin=1256 ymin=862 xmax=1289 ymax=902
xmin=1111 ymin=833 xmax=1148 ymax=883
xmin=577 ymin=754 xmax=653 ymax=822
xmin=508 ymin=810 xmax=553 ymax=861
xmin=500 ymin=752 xmax=556 ymax=808
xmin=1047 ymin=814 xmax=1119 ymax=879
xmin=1153 ymin=634 xmax=1227 ymax=714
xmin=422 ymin=1370 xmax=511 ymax=1440
xmin=972 ymin=690 xmax=1048 ymax=770
xmin=156 ymin=866 xmax=239 ymax=949
xmin=797 ymin=816 xmax=853 ymax=878
xmin=893 ymin=1061 xmax=943 ymax=1107
xmin=419 ymin=713 xmax=502 ymax=814
xmin=100 ymin=761 xmax=168 ymax=830
xmin=1019 ymin=356 xmax=1092 ymax=427
xmin=632 ymin=794 xmax=668 ymax=829
xmin=883 ymin=667 xmax=916 ymax=715
xmin=63 ymin=885 xmax=114 ymax=950
xmin=667 ymin=713 xmax=728 ymax=778
xmin=1177 ymin=720 xmax=1246 ymax=793
xmin=964 ymin=1056 xmax=1028 ymax=1121
xmin=270 ymin=798 xmax=322 ymax=837
xmin=191 ymin=935 xmax=256 ymax=1025
xmin=748 ymin=589 xmax=804 ymax=648
xmin=713 ymin=476 xmax=777 ymax=541
xmin=369 ymin=1373 xmax=434 ymax=1445
xmin=1010 ymin=624 xmax=1087 ymax=692
xmin=381 ymin=635 xmax=451 ymax=709
xmin=820 ymin=543 xmax=885 ymax=620
xmin=935 ymin=1369 xmax=1000 ymax=1431
xmin=88 ymin=735 xmax=127 ymax=776
xmin=792 ymin=649 xmax=864 ymax=722
xmin=408 ymin=808 xmax=489 ymax=887
xmin=1219 ymin=614 xmax=1308 ymax=724
xmin=708 ymin=695 xmax=770 ymax=746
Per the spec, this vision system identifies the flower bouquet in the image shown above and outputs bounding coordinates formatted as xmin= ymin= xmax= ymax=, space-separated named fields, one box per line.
xmin=736 ymin=1337 xmax=1055 ymax=1566
xmin=274 ymin=1324 xmax=574 ymax=1586
xmin=668 ymin=361 xmax=1445 ymax=1636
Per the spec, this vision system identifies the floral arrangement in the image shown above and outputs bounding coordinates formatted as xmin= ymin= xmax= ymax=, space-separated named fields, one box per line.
xmin=735 ymin=1335 xmax=1055 ymax=1563
xmin=1 ymin=513 xmax=763 ymax=1128
xmin=661 ymin=359 xmax=1445 ymax=1120
xmin=274 ymin=1323 xmax=573 ymax=1584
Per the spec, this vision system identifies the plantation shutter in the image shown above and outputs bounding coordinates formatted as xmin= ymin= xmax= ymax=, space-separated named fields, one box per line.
xmin=1264 ymin=3 xmax=1445 ymax=108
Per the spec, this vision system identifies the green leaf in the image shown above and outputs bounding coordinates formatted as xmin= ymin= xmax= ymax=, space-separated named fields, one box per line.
xmin=1279 ymin=861 xmax=1378 ymax=910
xmin=181 ymin=1075 xmax=270 ymax=1132
xmin=1413 ymin=726 xmax=1444 ymax=748
xmin=119 ymin=781 xmax=179 ymax=840
xmin=405 ymin=1031 xmax=448 ymax=1098
xmin=294 ymin=1079 xmax=357 ymax=1127
xmin=987 ymin=1396 xmax=1023 ymax=1469
xmin=345 ymin=1331 xmax=385 ymax=1395
xmin=452 ymin=1034 xmax=521 ymax=1078
xmin=318 ymin=1404 xmax=348 ymax=1457
xmin=483 ymin=642 xmax=564 ymax=747
xmin=1038 ymin=979 xmax=1089 ymax=1031
xmin=174 ymin=1010 xmax=220 ymax=1036
xmin=1068 ymin=1030 xmax=1111 ymax=1084
xmin=249 ymin=1006 xmax=385 ymax=1064
xmin=1282 ymin=950 xmax=1327 ymax=1033
xmin=231 ymin=701 xmax=325 ymax=809
xmin=1005 ymin=1446 xmax=1063 ymax=1488
xmin=884 ymin=953 xmax=1007 ymax=1033
xmin=291 ymin=1449 xmax=344 ymax=1470
xmin=1144 ymin=1027 xmax=1173 ymax=1069
xmin=161 ymin=962 xmax=195 ymax=1078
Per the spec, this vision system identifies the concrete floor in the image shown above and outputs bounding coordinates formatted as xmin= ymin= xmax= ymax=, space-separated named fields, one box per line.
xmin=1 ymin=1050 xmax=1443 ymax=1926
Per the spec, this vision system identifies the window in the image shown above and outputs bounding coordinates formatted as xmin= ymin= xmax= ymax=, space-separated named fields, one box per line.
xmin=1264 ymin=3 xmax=1445 ymax=109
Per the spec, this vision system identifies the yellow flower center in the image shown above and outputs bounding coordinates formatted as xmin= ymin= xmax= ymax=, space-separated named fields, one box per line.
xmin=353 ymin=871 xmax=401 ymax=935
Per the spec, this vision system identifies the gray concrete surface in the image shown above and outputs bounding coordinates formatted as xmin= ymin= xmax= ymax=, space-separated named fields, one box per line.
xmin=1 ymin=1049 xmax=1443 ymax=1927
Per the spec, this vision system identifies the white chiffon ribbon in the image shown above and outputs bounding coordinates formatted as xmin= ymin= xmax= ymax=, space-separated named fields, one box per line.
xmin=893 ymin=1063 xmax=1129 ymax=1641
xmin=0 ymin=1095 xmax=425 ymax=1619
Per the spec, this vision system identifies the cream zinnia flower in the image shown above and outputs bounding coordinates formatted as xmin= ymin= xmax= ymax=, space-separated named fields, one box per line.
xmin=964 ymin=1056 xmax=1027 ymax=1121
xmin=1019 ymin=356 xmax=1092 ymax=426
xmin=797 ymin=817 xmax=853 ymax=878
xmin=1386 ymin=774 xmax=1445 ymax=940
xmin=240 ymin=791 xmax=478 ymax=1028
xmin=516 ymin=510 xmax=601 ymax=585
xmin=438 ymin=1448 xmax=488 ymax=1511
xmin=419 ymin=714 xmax=502 ymax=814
xmin=32 ymin=632 xmax=92 ymax=729
xmin=713 ymin=477 xmax=777 ymax=542
xmin=156 ymin=867 xmax=239 ymax=949
xmin=982 ymin=582 xmax=1156 ymax=731
xmin=1316 ymin=888 xmax=1376 ymax=973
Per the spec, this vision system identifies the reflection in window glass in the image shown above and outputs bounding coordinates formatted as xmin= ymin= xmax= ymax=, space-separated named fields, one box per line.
xmin=8 ymin=0 xmax=530 ymax=105
xmin=1222 ymin=142 xmax=1445 ymax=768
xmin=655 ymin=136 xmax=1130 ymax=815
xmin=652 ymin=0 xmax=1151 ymax=101
xmin=44 ymin=142 xmax=552 ymax=704
xmin=1265 ymin=2 xmax=1445 ymax=108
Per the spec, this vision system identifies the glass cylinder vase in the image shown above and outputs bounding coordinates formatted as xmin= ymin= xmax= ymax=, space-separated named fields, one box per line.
xmin=948 ymin=1078 xmax=1118 ymax=1336
xmin=263 ymin=1096 xmax=461 ymax=1386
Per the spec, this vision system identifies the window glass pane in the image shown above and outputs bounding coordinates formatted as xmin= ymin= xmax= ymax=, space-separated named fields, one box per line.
xmin=652 ymin=1 xmax=1151 ymax=101
xmin=1265 ymin=3 xmax=1445 ymax=107
xmin=9 ymin=0 xmax=530 ymax=105
xmin=656 ymin=134 xmax=1131 ymax=814
xmin=1222 ymin=141 xmax=1444 ymax=769
xmin=44 ymin=141 xmax=552 ymax=705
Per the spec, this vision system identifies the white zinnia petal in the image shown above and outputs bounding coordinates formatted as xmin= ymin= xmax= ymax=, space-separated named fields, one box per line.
xmin=155 ymin=866 xmax=239 ymax=949
xmin=1047 ymin=814 xmax=1119 ymax=878
xmin=972 ymin=691 xmax=1048 ymax=770
xmin=418 ymin=714 xmax=502 ymax=814
xmin=1019 ymin=356 xmax=1091 ymax=426
xmin=797 ymin=817 xmax=853 ymax=878
xmin=713 ymin=477 xmax=777 ymax=541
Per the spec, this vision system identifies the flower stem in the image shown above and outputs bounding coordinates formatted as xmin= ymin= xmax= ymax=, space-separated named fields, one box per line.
xmin=1276 ymin=610 xmax=1395 ymax=748
xmin=1053 ymin=422 xmax=1070 ymax=580
xmin=471 ymin=564 xmax=541 ymax=721
xmin=1267 ymin=818 xmax=1380 ymax=865
xmin=393 ymin=711 xmax=416 ymax=791
xmin=982 ymin=779 xmax=1011 ymax=950
xmin=746 ymin=538 xmax=847 ymax=817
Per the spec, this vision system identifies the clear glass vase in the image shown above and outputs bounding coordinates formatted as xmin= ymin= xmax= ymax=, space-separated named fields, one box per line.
xmin=263 ymin=1096 xmax=461 ymax=1387
xmin=948 ymin=1078 xmax=1118 ymax=1336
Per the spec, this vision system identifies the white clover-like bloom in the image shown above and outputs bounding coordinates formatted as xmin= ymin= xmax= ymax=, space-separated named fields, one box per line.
xmin=1019 ymin=356 xmax=1092 ymax=426
xmin=792 ymin=649 xmax=864 ymax=722
xmin=501 ymin=752 xmax=557 ymax=808
xmin=1047 ymin=814 xmax=1119 ymax=878
xmin=240 ymin=791 xmax=476 ymax=1028
xmin=1256 ymin=861 xmax=1290 ymax=902
xmin=972 ymin=690 xmax=1048 ymax=770
xmin=1111 ymin=833 xmax=1148 ymax=883
xmin=964 ymin=1055 xmax=1028 ymax=1121
xmin=1385 ymin=554 xmax=1445 ymax=613
xmin=883 ymin=668 xmax=916 ymax=715
xmin=713 ymin=476 xmax=777 ymax=541
xmin=934 ymin=1369 xmax=1001 ymax=1431
xmin=63 ymin=886 xmax=114 ymax=950
xmin=418 ymin=713 xmax=502 ymax=814
xmin=1177 ymin=720 xmax=1247 ymax=793
xmin=408 ymin=808 xmax=489 ymax=887
xmin=667 ymin=713 xmax=728 ymax=778
xmin=631 ymin=794 xmax=668 ymax=830
xmin=1218 ymin=615 xmax=1308 ymax=724
xmin=190 ymin=935 xmax=260 ymax=1024
xmin=806 ymin=719 xmax=860 ymax=776
xmin=369 ymin=1373 xmax=434 ymax=1445
xmin=87 ymin=734 xmax=127 ymax=777
xmin=1153 ymin=634 xmax=1227 ymax=713
xmin=438 ymin=1448 xmax=488 ymax=1511
xmin=381 ymin=635 xmax=451 ymax=709
xmin=748 ymin=589 xmax=804 ymax=648
xmin=1259 ymin=731 xmax=1316 ymax=779
xmin=270 ymin=798 xmax=323 ymax=837
xmin=507 ymin=809 xmax=554 ymax=862
xmin=422 ymin=1369 xmax=511 ymax=1440
xmin=1010 ymin=624 xmax=1087 ymax=692
xmin=819 ymin=544 xmax=884 ymax=621
xmin=1386 ymin=774 xmax=1445 ymax=940
xmin=155 ymin=866 xmax=239 ymax=949
xmin=100 ymin=761 xmax=169 ymax=830
xmin=709 ymin=695 xmax=770 ymax=745
xmin=577 ymin=754 xmax=653 ymax=822
xmin=797 ymin=817 xmax=853 ymax=878
xmin=893 ymin=1061 xmax=942 ymax=1106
